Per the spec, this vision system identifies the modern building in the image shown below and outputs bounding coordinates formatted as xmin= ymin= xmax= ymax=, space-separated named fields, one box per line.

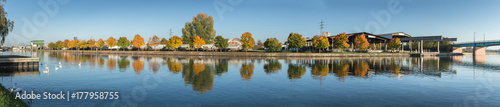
xmin=30 ymin=40 xmax=44 ymax=49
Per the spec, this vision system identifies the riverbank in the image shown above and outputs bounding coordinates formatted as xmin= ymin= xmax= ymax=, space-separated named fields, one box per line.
xmin=36 ymin=50 xmax=413 ymax=57
xmin=0 ymin=84 xmax=28 ymax=107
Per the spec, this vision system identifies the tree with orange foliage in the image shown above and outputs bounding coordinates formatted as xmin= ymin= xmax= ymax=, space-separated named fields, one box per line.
xmin=96 ymin=38 xmax=105 ymax=50
xmin=107 ymin=58 xmax=116 ymax=71
xmin=333 ymin=33 xmax=350 ymax=51
xmin=193 ymin=63 xmax=206 ymax=75
xmin=240 ymin=32 xmax=255 ymax=52
xmin=355 ymin=35 xmax=370 ymax=51
xmin=68 ymin=40 xmax=79 ymax=49
xmin=192 ymin=36 xmax=205 ymax=51
xmin=131 ymin=34 xmax=145 ymax=51
xmin=63 ymin=39 xmax=70 ymax=49
xmin=106 ymin=37 xmax=117 ymax=50
xmin=148 ymin=35 xmax=161 ymax=51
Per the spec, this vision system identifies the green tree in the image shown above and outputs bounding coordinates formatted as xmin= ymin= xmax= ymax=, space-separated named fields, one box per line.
xmin=355 ymin=34 xmax=370 ymax=51
xmin=286 ymin=33 xmax=306 ymax=53
xmin=264 ymin=38 xmax=282 ymax=52
xmin=287 ymin=64 xmax=306 ymax=80
xmin=117 ymin=37 xmax=130 ymax=51
xmin=182 ymin=13 xmax=216 ymax=45
xmin=240 ymin=32 xmax=255 ymax=52
xmin=0 ymin=0 xmax=14 ymax=46
xmin=388 ymin=38 xmax=401 ymax=51
xmin=312 ymin=35 xmax=329 ymax=53
xmin=333 ymin=33 xmax=350 ymax=51
xmin=214 ymin=35 xmax=228 ymax=52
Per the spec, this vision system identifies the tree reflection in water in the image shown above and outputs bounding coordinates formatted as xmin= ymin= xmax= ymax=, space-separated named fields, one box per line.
xmin=353 ymin=61 xmax=369 ymax=78
xmin=148 ymin=61 xmax=160 ymax=74
xmin=263 ymin=59 xmax=281 ymax=75
xmin=117 ymin=57 xmax=130 ymax=72
xmin=107 ymin=58 xmax=116 ymax=71
xmin=182 ymin=59 xmax=215 ymax=94
xmin=132 ymin=60 xmax=144 ymax=74
xmin=97 ymin=57 xmax=104 ymax=68
xmin=331 ymin=61 xmax=349 ymax=82
xmin=287 ymin=64 xmax=306 ymax=80
xmin=240 ymin=63 xmax=254 ymax=80
xmin=215 ymin=59 xmax=228 ymax=76
xmin=311 ymin=61 xmax=329 ymax=80
xmin=167 ymin=58 xmax=182 ymax=74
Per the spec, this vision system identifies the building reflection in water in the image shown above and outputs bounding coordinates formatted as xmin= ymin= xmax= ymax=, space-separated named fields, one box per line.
xmin=44 ymin=52 xmax=460 ymax=94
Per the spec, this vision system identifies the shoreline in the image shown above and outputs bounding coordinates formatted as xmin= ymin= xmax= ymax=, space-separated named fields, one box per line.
xmin=35 ymin=50 xmax=413 ymax=57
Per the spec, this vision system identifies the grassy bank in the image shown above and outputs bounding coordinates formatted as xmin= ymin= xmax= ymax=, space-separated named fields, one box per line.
xmin=0 ymin=84 xmax=28 ymax=107
xmin=37 ymin=50 xmax=412 ymax=57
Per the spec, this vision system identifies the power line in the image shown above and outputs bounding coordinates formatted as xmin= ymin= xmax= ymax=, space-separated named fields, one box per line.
xmin=169 ymin=28 xmax=173 ymax=37
xmin=320 ymin=20 xmax=324 ymax=36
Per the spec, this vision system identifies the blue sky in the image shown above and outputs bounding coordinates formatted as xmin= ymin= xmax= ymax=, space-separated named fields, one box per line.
xmin=3 ymin=0 xmax=500 ymax=49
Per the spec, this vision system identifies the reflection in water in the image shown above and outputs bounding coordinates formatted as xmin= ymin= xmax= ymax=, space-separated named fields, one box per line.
xmin=41 ymin=52 xmax=462 ymax=95
xmin=263 ymin=59 xmax=281 ymax=74
xmin=117 ymin=57 xmax=130 ymax=72
xmin=215 ymin=59 xmax=228 ymax=76
xmin=240 ymin=63 xmax=254 ymax=80
xmin=287 ymin=64 xmax=306 ymax=80
xmin=167 ymin=58 xmax=182 ymax=74
xmin=132 ymin=60 xmax=144 ymax=74
xmin=107 ymin=58 xmax=116 ymax=71
xmin=311 ymin=60 xmax=328 ymax=80
xmin=182 ymin=59 xmax=215 ymax=94
xmin=331 ymin=61 xmax=349 ymax=82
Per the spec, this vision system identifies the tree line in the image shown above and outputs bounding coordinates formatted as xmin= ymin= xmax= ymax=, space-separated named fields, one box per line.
xmin=48 ymin=13 xmax=405 ymax=53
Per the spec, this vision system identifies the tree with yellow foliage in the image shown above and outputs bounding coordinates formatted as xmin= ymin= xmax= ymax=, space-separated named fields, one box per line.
xmin=148 ymin=35 xmax=161 ymax=51
xmin=354 ymin=35 xmax=370 ymax=51
xmin=106 ymin=37 xmax=117 ymax=50
xmin=388 ymin=38 xmax=401 ymax=51
xmin=87 ymin=39 xmax=96 ymax=50
xmin=312 ymin=35 xmax=329 ymax=53
xmin=96 ymin=38 xmax=105 ymax=50
xmin=131 ymin=34 xmax=145 ymax=51
xmin=78 ymin=40 xmax=87 ymax=50
xmin=286 ymin=33 xmax=306 ymax=53
xmin=240 ymin=63 xmax=254 ymax=80
xmin=193 ymin=63 xmax=206 ymax=75
xmin=192 ymin=36 xmax=205 ymax=51
xmin=168 ymin=36 xmax=183 ymax=51
xmin=240 ymin=32 xmax=255 ymax=52
xmin=68 ymin=40 xmax=79 ymax=49
xmin=132 ymin=60 xmax=144 ymax=74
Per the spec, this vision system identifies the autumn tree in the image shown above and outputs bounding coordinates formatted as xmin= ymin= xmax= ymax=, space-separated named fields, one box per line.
xmin=131 ymin=34 xmax=145 ymax=51
xmin=148 ymin=35 xmax=161 ymax=51
xmin=286 ymin=33 xmax=306 ymax=53
xmin=333 ymin=33 xmax=350 ymax=51
xmin=132 ymin=60 xmax=145 ymax=74
xmin=87 ymin=39 xmax=96 ymax=50
xmin=0 ymin=0 xmax=14 ymax=46
xmin=287 ymin=64 xmax=306 ymax=80
xmin=214 ymin=35 xmax=228 ymax=52
xmin=160 ymin=38 xmax=168 ymax=49
xmin=240 ymin=32 xmax=255 ymax=52
xmin=168 ymin=36 xmax=183 ymax=51
xmin=55 ymin=40 xmax=63 ymax=50
xmin=78 ymin=40 xmax=87 ymax=50
xmin=182 ymin=13 xmax=216 ymax=45
xmin=192 ymin=36 xmax=205 ymax=51
xmin=117 ymin=37 xmax=130 ymax=51
xmin=48 ymin=42 xmax=55 ymax=50
xmin=354 ymin=35 xmax=370 ymax=51
xmin=106 ymin=37 xmax=117 ymax=50
xmin=68 ymin=40 xmax=80 ymax=49
xmin=264 ymin=38 xmax=282 ymax=52
xmin=388 ymin=38 xmax=401 ymax=51
xmin=96 ymin=38 xmax=105 ymax=50
xmin=63 ymin=39 xmax=70 ymax=48
xmin=312 ymin=35 xmax=329 ymax=53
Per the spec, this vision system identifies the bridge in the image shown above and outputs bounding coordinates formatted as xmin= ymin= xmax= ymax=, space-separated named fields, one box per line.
xmin=451 ymin=40 xmax=500 ymax=56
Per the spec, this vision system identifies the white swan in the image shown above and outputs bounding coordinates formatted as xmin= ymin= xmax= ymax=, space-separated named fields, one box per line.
xmin=43 ymin=69 xmax=49 ymax=74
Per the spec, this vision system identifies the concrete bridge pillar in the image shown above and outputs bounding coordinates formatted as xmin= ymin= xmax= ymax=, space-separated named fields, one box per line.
xmin=452 ymin=47 xmax=462 ymax=53
xmin=473 ymin=46 xmax=485 ymax=56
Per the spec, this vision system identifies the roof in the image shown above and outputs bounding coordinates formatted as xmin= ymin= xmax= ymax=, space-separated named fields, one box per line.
xmin=229 ymin=38 xmax=241 ymax=42
xmin=376 ymin=32 xmax=411 ymax=37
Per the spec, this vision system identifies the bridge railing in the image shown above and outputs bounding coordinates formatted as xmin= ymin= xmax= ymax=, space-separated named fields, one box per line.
xmin=453 ymin=40 xmax=500 ymax=45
